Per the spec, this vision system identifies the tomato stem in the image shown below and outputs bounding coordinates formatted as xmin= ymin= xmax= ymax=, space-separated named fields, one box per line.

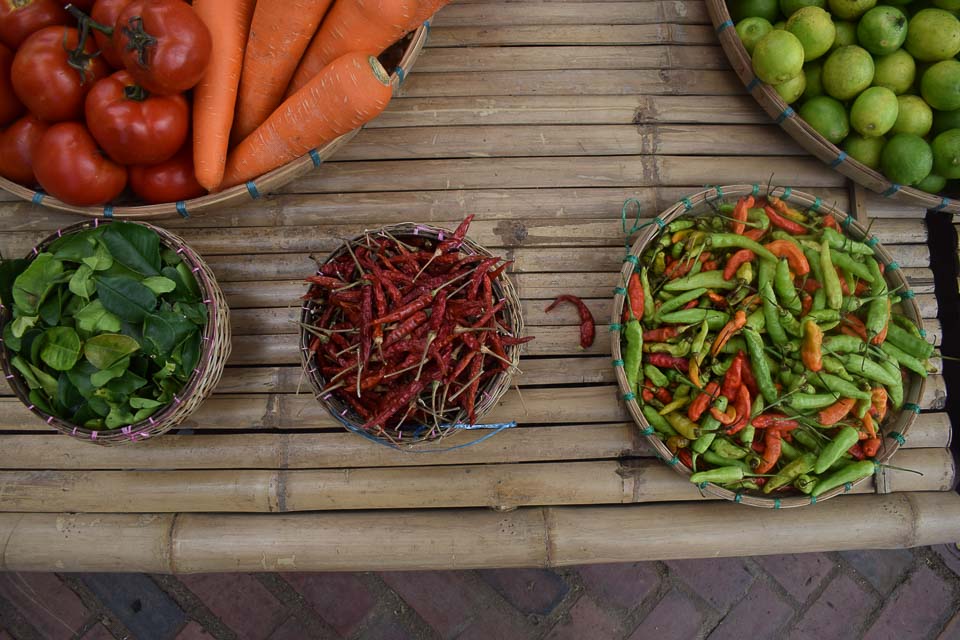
xmin=120 ymin=15 xmax=157 ymax=68
xmin=64 ymin=4 xmax=114 ymax=35
xmin=61 ymin=17 xmax=100 ymax=85
xmin=123 ymin=84 xmax=149 ymax=102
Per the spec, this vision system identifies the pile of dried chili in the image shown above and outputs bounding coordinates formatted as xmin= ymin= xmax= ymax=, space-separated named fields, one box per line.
xmin=301 ymin=216 xmax=533 ymax=443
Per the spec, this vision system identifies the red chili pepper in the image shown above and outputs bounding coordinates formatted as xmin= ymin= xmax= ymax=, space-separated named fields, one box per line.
xmin=723 ymin=249 xmax=755 ymax=281
xmin=624 ymin=271 xmax=645 ymax=321
xmin=720 ymin=352 xmax=743 ymax=399
xmin=362 ymin=379 xmax=427 ymax=429
xmin=863 ymin=437 xmax=881 ymax=458
xmin=751 ymin=413 xmax=799 ymax=431
xmin=763 ymin=205 xmax=807 ymax=234
xmin=855 ymin=279 xmax=870 ymax=296
xmin=645 ymin=353 xmax=689 ymax=372
xmin=731 ymin=195 xmax=753 ymax=235
xmin=677 ymin=448 xmax=693 ymax=470
xmin=688 ymin=381 xmax=720 ymax=422
xmin=823 ymin=215 xmax=839 ymax=230
xmin=683 ymin=299 xmax=699 ymax=310
xmin=359 ymin=285 xmax=373 ymax=366
xmin=753 ymin=429 xmax=782 ymax=473
xmin=373 ymin=294 xmax=431 ymax=325
xmin=655 ymin=386 xmax=673 ymax=404
xmin=707 ymin=291 xmax=728 ymax=307
xmin=848 ymin=442 xmax=865 ymax=461
xmin=664 ymin=259 xmax=694 ymax=280
xmin=305 ymin=274 xmax=347 ymax=288
xmin=702 ymin=260 xmax=719 ymax=271
xmin=800 ymin=292 xmax=813 ymax=316
xmin=838 ymin=269 xmax=851 ymax=295
xmin=743 ymin=228 xmax=767 ymax=241
xmin=501 ymin=335 xmax=535 ymax=346
xmin=383 ymin=311 xmax=429 ymax=348
xmin=545 ymin=294 xmax=595 ymax=349
xmin=641 ymin=381 xmax=655 ymax=403
xmin=472 ymin=299 xmax=507 ymax=329
xmin=803 ymin=279 xmax=822 ymax=293
xmin=725 ymin=385 xmax=752 ymax=435
xmin=430 ymin=290 xmax=447 ymax=333
xmin=643 ymin=327 xmax=679 ymax=342
xmin=488 ymin=259 xmax=513 ymax=281
xmin=463 ymin=350 xmax=484 ymax=423
xmin=842 ymin=315 xmax=868 ymax=341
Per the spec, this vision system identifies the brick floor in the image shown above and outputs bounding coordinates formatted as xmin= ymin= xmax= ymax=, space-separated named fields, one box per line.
xmin=544 ymin=595 xmax=621 ymax=640
xmin=282 ymin=572 xmax=375 ymax=637
xmin=665 ymin=557 xmax=755 ymax=612
xmin=0 ymin=573 xmax=91 ymax=640
xmin=754 ymin=553 xmax=835 ymax=603
xmin=174 ymin=621 xmax=214 ymax=640
xmin=179 ymin=574 xmax=288 ymax=640
xmin=478 ymin=568 xmax=569 ymax=616
xmin=578 ymin=562 xmax=660 ymax=611
xmin=627 ymin=588 xmax=706 ymax=640
xmin=841 ymin=549 xmax=916 ymax=594
xmin=788 ymin=573 xmax=878 ymax=640
xmin=79 ymin=624 xmax=116 ymax=640
xmin=863 ymin=565 xmax=957 ymax=640
xmin=706 ymin=581 xmax=794 ymax=640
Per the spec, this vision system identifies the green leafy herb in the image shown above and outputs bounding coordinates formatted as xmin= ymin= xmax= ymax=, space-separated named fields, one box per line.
xmin=13 ymin=253 xmax=63 ymax=316
xmin=82 ymin=241 xmax=114 ymax=271
xmin=0 ymin=258 xmax=29 ymax=307
xmin=84 ymin=334 xmax=140 ymax=370
xmin=69 ymin=264 xmax=97 ymax=299
xmin=40 ymin=327 xmax=81 ymax=371
xmin=142 ymin=276 xmax=177 ymax=295
xmin=75 ymin=300 xmax=122 ymax=335
xmin=101 ymin=222 xmax=160 ymax=276
xmin=95 ymin=275 xmax=157 ymax=322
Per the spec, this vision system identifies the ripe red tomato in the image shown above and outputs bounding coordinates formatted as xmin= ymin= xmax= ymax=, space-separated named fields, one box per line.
xmin=90 ymin=0 xmax=131 ymax=70
xmin=11 ymin=26 xmax=110 ymax=122
xmin=0 ymin=42 xmax=23 ymax=126
xmin=85 ymin=70 xmax=188 ymax=165
xmin=0 ymin=114 xmax=48 ymax=184
xmin=115 ymin=0 xmax=211 ymax=96
xmin=129 ymin=145 xmax=205 ymax=204
xmin=0 ymin=0 xmax=68 ymax=49
xmin=33 ymin=122 xmax=127 ymax=206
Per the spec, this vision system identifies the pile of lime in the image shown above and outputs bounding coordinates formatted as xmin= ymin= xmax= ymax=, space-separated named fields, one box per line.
xmin=732 ymin=0 xmax=960 ymax=193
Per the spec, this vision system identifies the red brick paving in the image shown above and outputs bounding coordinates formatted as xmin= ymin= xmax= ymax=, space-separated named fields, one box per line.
xmin=1 ymin=547 xmax=958 ymax=640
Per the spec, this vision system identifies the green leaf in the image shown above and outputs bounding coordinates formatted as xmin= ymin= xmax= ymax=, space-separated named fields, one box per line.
xmin=160 ymin=266 xmax=196 ymax=303
xmin=95 ymin=275 xmax=157 ymax=322
xmin=71 ymin=403 xmax=100 ymax=426
xmin=11 ymin=314 xmax=38 ymax=339
xmin=176 ymin=262 xmax=202 ymax=298
xmin=161 ymin=247 xmax=182 ymax=266
xmin=101 ymin=222 xmax=160 ymax=276
xmin=38 ymin=288 xmax=62 ymax=326
xmin=106 ymin=404 xmax=137 ymax=429
xmin=69 ymin=264 xmax=96 ymax=299
xmin=180 ymin=329 xmax=201 ymax=375
xmin=175 ymin=301 xmax=208 ymax=326
xmin=90 ymin=358 xmax=129 ymax=387
xmin=12 ymin=253 xmax=63 ymax=316
xmin=0 ymin=258 xmax=29 ymax=307
xmin=11 ymin=355 xmax=41 ymax=389
xmin=133 ymin=406 xmax=160 ymax=421
xmin=105 ymin=369 xmax=147 ymax=395
xmin=87 ymin=396 xmax=110 ymax=417
xmin=19 ymin=359 xmax=58 ymax=397
xmin=62 ymin=294 xmax=84 ymax=318
xmin=51 ymin=233 xmax=96 ymax=262
xmin=143 ymin=312 xmax=176 ymax=357
xmin=29 ymin=389 xmax=53 ymax=415
xmin=142 ymin=276 xmax=176 ymax=295
xmin=40 ymin=327 xmax=81 ymax=371
xmin=84 ymin=333 xmax=140 ymax=369
xmin=57 ymin=374 xmax=85 ymax=415
xmin=67 ymin=361 xmax=99 ymax=398
xmin=3 ymin=323 xmax=20 ymax=352
xmin=81 ymin=241 xmax=113 ymax=271
xmin=153 ymin=359 xmax=176 ymax=382
xmin=130 ymin=396 xmax=164 ymax=409
xmin=75 ymin=300 xmax=122 ymax=336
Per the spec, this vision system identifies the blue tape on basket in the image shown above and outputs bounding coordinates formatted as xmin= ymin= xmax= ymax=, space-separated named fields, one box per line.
xmin=919 ymin=328 xmax=927 ymax=337
xmin=423 ymin=19 xmax=431 ymax=33
xmin=31 ymin=191 xmax=44 ymax=205
xmin=614 ymin=286 xmax=627 ymax=296
xmin=667 ymin=455 xmax=680 ymax=466
xmin=175 ymin=201 xmax=189 ymax=219
xmin=713 ymin=186 xmax=724 ymax=200
xmin=782 ymin=187 xmax=792 ymax=200
xmin=746 ymin=76 xmax=761 ymax=92
xmin=682 ymin=197 xmax=693 ymax=211
xmin=935 ymin=198 xmax=952 ymax=211
xmin=775 ymin=107 xmax=795 ymax=124
xmin=888 ymin=431 xmax=906 ymax=445
xmin=612 ymin=359 xmax=624 ymax=367
xmin=810 ymin=495 xmax=818 ymax=504
xmin=308 ymin=148 xmax=322 ymax=168
xmin=886 ymin=261 xmax=900 ymax=271
xmin=812 ymin=196 xmax=822 ymax=211
xmin=246 ymin=181 xmax=261 ymax=199
xmin=842 ymin=214 xmax=854 ymax=228
xmin=830 ymin=151 xmax=848 ymax=168
xmin=623 ymin=392 xmax=636 ymax=401
xmin=641 ymin=426 xmax=655 ymax=436
xmin=901 ymin=289 xmax=915 ymax=299
xmin=395 ymin=66 xmax=406 ymax=85
xmin=102 ymin=205 xmax=113 ymax=218
xmin=773 ymin=498 xmax=781 ymax=509
xmin=624 ymin=254 xmax=639 ymax=267
xmin=882 ymin=183 xmax=901 ymax=197
xmin=866 ymin=237 xmax=879 ymax=247
xmin=752 ymin=184 xmax=760 ymax=196
xmin=609 ymin=323 xmax=623 ymax=332
xmin=844 ymin=482 xmax=853 ymax=492
xmin=716 ymin=19 xmax=734 ymax=32
xmin=903 ymin=403 xmax=921 ymax=414
xmin=699 ymin=481 xmax=709 ymax=489
xmin=734 ymin=492 xmax=743 ymax=503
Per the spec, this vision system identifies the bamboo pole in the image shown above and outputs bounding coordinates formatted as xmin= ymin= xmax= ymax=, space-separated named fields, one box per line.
xmin=2 ymin=493 xmax=958 ymax=572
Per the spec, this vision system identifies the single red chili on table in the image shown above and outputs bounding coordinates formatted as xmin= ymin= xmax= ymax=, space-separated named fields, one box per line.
xmin=545 ymin=294 xmax=595 ymax=349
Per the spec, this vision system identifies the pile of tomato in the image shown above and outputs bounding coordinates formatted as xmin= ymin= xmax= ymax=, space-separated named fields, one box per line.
xmin=0 ymin=0 xmax=211 ymax=206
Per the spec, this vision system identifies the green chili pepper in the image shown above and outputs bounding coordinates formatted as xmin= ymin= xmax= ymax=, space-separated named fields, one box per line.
xmin=891 ymin=313 xmax=923 ymax=338
xmin=748 ymin=207 xmax=769 ymax=229
xmin=720 ymin=337 xmax=747 ymax=356
xmin=792 ymin=429 xmax=822 ymax=453
xmin=829 ymin=250 xmax=874 ymax=282
xmin=658 ymin=309 xmax=730 ymax=329
xmin=745 ymin=308 xmax=766 ymax=332
xmin=842 ymin=354 xmax=899 ymax=387
xmin=702 ymin=451 xmax=753 ymax=472
xmin=822 ymin=226 xmax=874 ymax=256
xmin=706 ymin=234 xmax=778 ymax=261
xmin=700 ymin=395 xmax=728 ymax=433
xmin=795 ymin=473 xmax=817 ymax=494
xmin=644 ymin=363 xmax=669 ymax=388
xmin=671 ymin=240 xmax=685 ymax=259
xmin=814 ymin=426 xmax=860 ymax=474
xmin=641 ymin=404 xmax=677 ymax=436
xmin=856 ymin=398 xmax=871 ymax=419
xmin=820 ymin=240 xmax=843 ymax=310
xmin=765 ymin=452 xmax=817 ymax=493
xmin=779 ymin=308 xmax=803 ymax=337
xmin=864 ymin=259 xmax=888 ymax=340
xmin=760 ymin=281 xmax=788 ymax=346
xmin=665 ymin=411 xmax=699 ymax=439
xmin=880 ymin=359 xmax=904 ymax=409
xmin=668 ymin=219 xmax=695 ymax=232
xmin=723 ymin=480 xmax=761 ymax=491
xmin=654 ymin=252 xmax=666 ymax=275
xmin=658 ymin=287 xmax=708 ymax=315
xmin=885 ymin=323 xmax=935 ymax=360
xmin=691 ymin=319 xmax=710 ymax=359
xmin=811 ymin=371 xmax=872 ymax=400
xmin=805 ymin=309 xmax=840 ymax=323
xmin=778 ymin=438 xmax=802 ymax=462
xmin=623 ymin=319 xmax=643 ymax=392
xmin=880 ymin=341 xmax=928 ymax=378
xmin=812 ymin=460 xmax=877 ymax=497
xmin=774 ymin=258 xmax=803 ymax=315
xmin=692 ymin=432 xmax=717 ymax=454
xmin=663 ymin=270 xmax=738 ymax=292
xmin=640 ymin=267 xmax=655 ymax=324
xmin=718 ymin=203 xmax=735 ymax=214
xmin=739 ymin=424 xmax=756 ymax=446
xmin=823 ymin=334 xmax=866 ymax=354
xmin=736 ymin=261 xmax=754 ymax=284
xmin=744 ymin=326 xmax=779 ymax=403
xmin=770 ymin=230 xmax=804 ymax=249
xmin=812 ymin=287 xmax=826 ymax=312
xmin=646 ymin=342 xmax=691 ymax=357
xmin=689 ymin=466 xmax=745 ymax=485
xmin=804 ymin=246 xmax=824 ymax=282
xmin=711 ymin=438 xmax=750 ymax=459
xmin=785 ymin=393 xmax=842 ymax=410
xmin=751 ymin=392 xmax=766 ymax=418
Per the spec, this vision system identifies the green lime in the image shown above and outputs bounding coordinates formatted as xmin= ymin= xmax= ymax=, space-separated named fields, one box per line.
xmin=880 ymin=133 xmax=933 ymax=184
xmin=905 ymin=8 xmax=960 ymax=61
xmin=932 ymin=128 xmax=960 ymax=178
xmin=932 ymin=108 xmax=960 ymax=135
xmin=921 ymin=60 xmax=960 ymax=110
xmin=731 ymin=0 xmax=782 ymax=22
xmin=781 ymin=0 xmax=827 ymax=15
xmin=822 ymin=45 xmax=875 ymax=100
xmin=828 ymin=0 xmax=877 ymax=20
xmin=787 ymin=6 xmax=837 ymax=60
xmin=932 ymin=0 xmax=960 ymax=10
xmin=851 ymin=86 xmax=900 ymax=136
xmin=737 ymin=17 xmax=775 ymax=53
xmin=800 ymin=95 xmax=851 ymax=143
xmin=774 ymin=20 xmax=787 ymax=29
xmin=891 ymin=95 xmax=933 ymax=136
xmin=843 ymin=133 xmax=887 ymax=168
xmin=832 ymin=20 xmax=858 ymax=49
xmin=803 ymin=60 xmax=825 ymax=98
xmin=915 ymin=173 xmax=947 ymax=193
xmin=775 ymin=71 xmax=808 ymax=102
xmin=857 ymin=6 xmax=909 ymax=56
xmin=872 ymin=49 xmax=916 ymax=94
xmin=753 ymin=30 xmax=806 ymax=84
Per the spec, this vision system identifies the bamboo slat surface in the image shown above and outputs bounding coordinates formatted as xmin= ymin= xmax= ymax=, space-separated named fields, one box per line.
xmin=0 ymin=0 xmax=955 ymax=571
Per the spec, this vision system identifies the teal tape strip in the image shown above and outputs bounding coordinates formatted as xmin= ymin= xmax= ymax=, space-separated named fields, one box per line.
xmin=716 ymin=19 xmax=734 ymax=32
xmin=882 ymin=183 xmax=901 ymax=197
xmin=612 ymin=359 xmax=624 ymax=367
xmin=699 ymin=481 xmax=709 ymax=489
xmin=308 ymin=148 xmax=321 ymax=167
xmin=102 ymin=205 xmax=114 ymax=218
xmin=773 ymin=499 xmax=781 ymax=509
xmin=782 ymin=187 xmax=792 ymax=200
xmin=752 ymin=184 xmax=760 ymax=196
xmin=246 ymin=181 xmax=261 ymax=199
xmin=614 ymin=286 xmax=627 ymax=296
xmin=667 ymin=455 xmax=680 ymax=466
xmin=811 ymin=196 xmax=821 ymax=211
xmin=902 ymin=403 xmax=921 ymax=415
xmin=175 ymin=201 xmax=189 ymax=219
xmin=623 ymin=392 xmax=636 ymax=401
xmin=842 ymin=214 xmax=854 ymax=228
xmin=886 ymin=261 xmax=900 ymax=271
xmin=866 ymin=237 xmax=879 ymax=247
xmin=641 ymin=426 xmax=655 ymax=436
xmin=775 ymin=107 xmax=795 ymax=124
xmin=31 ymin=191 xmax=44 ymax=205
xmin=888 ymin=431 xmax=906 ymax=445
xmin=624 ymin=254 xmax=639 ymax=266
xmin=830 ymin=151 xmax=847 ymax=168
xmin=609 ymin=323 xmax=623 ymax=332
xmin=844 ymin=482 xmax=853 ymax=492
xmin=901 ymin=289 xmax=915 ymax=299
xmin=746 ymin=76 xmax=761 ymax=92
xmin=734 ymin=492 xmax=743 ymax=503
xmin=935 ymin=198 xmax=952 ymax=211
xmin=682 ymin=197 xmax=693 ymax=211
xmin=810 ymin=495 xmax=818 ymax=504
xmin=919 ymin=328 xmax=927 ymax=337
xmin=396 ymin=66 xmax=406 ymax=84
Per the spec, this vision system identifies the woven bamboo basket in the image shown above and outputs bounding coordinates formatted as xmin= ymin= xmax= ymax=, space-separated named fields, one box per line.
xmin=705 ymin=0 xmax=960 ymax=215
xmin=610 ymin=184 xmax=926 ymax=508
xmin=0 ymin=220 xmax=231 ymax=445
xmin=0 ymin=23 xmax=430 ymax=219
xmin=299 ymin=223 xmax=524 ymax=448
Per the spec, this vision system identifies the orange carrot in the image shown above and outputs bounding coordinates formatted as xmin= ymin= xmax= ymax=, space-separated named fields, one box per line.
xmin=232 ymin=0 xmax=334 ymax=144
xmin=286 ymin=0 xmax=416 ymax=97
xmin=192 ymin=0 xmax=256 ymax=191
xmin=221 ymin=52 xmax=393 ymax=189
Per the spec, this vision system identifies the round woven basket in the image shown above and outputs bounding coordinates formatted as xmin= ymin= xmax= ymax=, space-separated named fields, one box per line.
xmin=610 ymin=184 xmax=926 ymax=507
xmin=704 ymin=0 xmax=960 ymax=215
xmin=0 ymin=23 xmax=430 ymax=219
xmin=0 ymin=219 xmax=231 ymax=445
xmin=299 ymin=223 xmax=524 ymax=447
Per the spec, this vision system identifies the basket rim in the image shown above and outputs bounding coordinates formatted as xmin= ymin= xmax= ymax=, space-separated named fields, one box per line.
xmin=0 ymin=22 xmax=431 ymax=220
xmin=609 ymin=184 xmax=926 ymax=508
xmin=298 ymin=222 xmax=525 ymax=446
xmin=703 ymin=0 xmax=959 ymax=215
xmin=0 ymin=219 xmax=228 ymax=442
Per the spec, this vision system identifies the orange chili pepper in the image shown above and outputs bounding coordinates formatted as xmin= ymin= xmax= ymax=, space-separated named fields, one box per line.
xmin=711 ymin=309 xmax=748 ymax=356
xmin=818 ymin=397 xmax=857 ymax=426
xmin=863 ymin=436 xmax=881 ymax=458
xmin=725 ymin=385 xmax=753 ymax=435
xmin=707 ymin=291 xmax=728 ymax=307
xmin=753 ymin=429 xmax=782 ymax=474
xmin=862 ymin=411 xmax=877 ymax=439
xmin=855 ymin=279 xmax=870 ymax=296
xmin=655 ymin=386 xmax=673 ymax=404
xmin=641 ymin=385 xmax=655 ymax=403
xmin=623 ymin=271 xmax=644 ymax=322
xmin=643 ymin=327 xmax=679 ymax=342
xmin=744 ymin=228 xmax=767 ymax=241
xmin=823 ymin=215 xmax=840 ymax=230
xmin=842 ymin=315 xmax=868 ymax=341
xmin=710 ymin=405 xmax=738 ymax=425
xmin=764 ymin=204 xmax=807 ymax=234
xmin=838 ymin=269 xmax=851 ymax=295
xmin=732 ymin=195 xmax=753 ymax=235
xmin=870 ymin=387 xmax=888 ymax=422
xmin=764 ymin=240 xmax=810 ymax=275
xmin=723 ymin=248 xmax=755 ymax=281
xmin=800 ymin=292 xmax=813 ymax=316
xmin=801 ymin=319 xmax=823 ymax=372
xmin=688 ymin=381 xmax=720 ymax=422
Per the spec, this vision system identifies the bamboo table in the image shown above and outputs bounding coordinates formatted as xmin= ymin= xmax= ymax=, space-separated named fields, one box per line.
xmin=0 ymin=1 xmax=957 ymax=572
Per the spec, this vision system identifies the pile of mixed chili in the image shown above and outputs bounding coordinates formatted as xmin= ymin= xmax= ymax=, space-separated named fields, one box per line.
xmin=301 ymin=216 xmax=532 ymax=442
xmin=620 ymin=195 xmax=933 ymax=498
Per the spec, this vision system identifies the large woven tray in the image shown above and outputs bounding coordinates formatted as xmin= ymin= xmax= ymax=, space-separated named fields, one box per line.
xmin=705 ymin=0 xmax=960 ymax=215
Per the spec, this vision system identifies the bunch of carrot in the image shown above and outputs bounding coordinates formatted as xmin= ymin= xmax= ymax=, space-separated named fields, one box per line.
xmin=191 ymin=0 xmax=450 ymax=194
xmin=301 ymin=216 xmax=533 ymax=442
